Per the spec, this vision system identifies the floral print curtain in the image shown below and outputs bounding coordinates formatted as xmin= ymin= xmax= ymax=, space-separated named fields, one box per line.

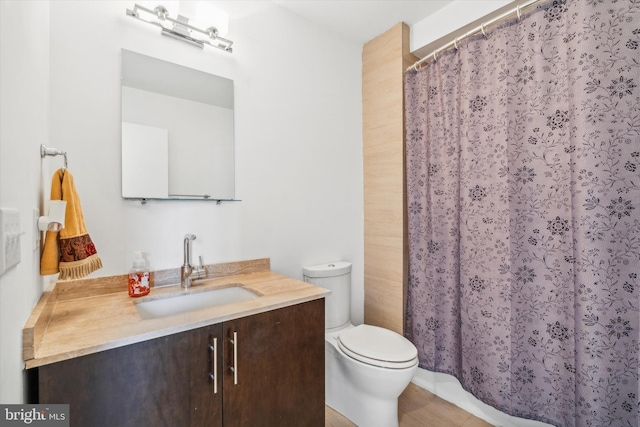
xmin=404 ymin=1 xmax=639 ymax=426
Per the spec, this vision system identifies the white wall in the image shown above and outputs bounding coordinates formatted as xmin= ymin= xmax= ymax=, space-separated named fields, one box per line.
xmin=0 ymin=0 xmax=51 ymax=403
xmin=0 ymin=0 xmax=363 ymax=402
xmin=410 ymin=0 xmax=512 ymax=58
xmin=47 ymin=0 xmax=363 ymax=298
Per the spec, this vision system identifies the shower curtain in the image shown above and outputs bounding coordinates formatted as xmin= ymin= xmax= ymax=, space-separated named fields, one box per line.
xmin=404 ymin=0 xmax=639 ymax=426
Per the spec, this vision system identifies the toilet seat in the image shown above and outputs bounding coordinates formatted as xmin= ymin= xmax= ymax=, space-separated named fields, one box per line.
xmin=337 ymin=324 xmax=418 ymax=369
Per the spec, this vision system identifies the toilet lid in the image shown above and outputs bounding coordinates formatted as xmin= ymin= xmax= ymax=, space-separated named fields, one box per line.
xmin=337 ymin=324 xmax=418 ymax=369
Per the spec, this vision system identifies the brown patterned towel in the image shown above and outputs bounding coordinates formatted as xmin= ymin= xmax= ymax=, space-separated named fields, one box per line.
xmin=40 ymin=168 xmax=102 ymax=279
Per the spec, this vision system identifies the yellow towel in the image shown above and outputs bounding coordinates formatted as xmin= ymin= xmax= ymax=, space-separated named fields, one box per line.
xmin=40 ymin=168 xmax=103 ymax=279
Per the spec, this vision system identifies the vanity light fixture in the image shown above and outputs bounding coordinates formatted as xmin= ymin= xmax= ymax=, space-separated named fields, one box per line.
xmin=126 ymin=3 xmax=233 ymax=52
xmin=38 ymin=201 xmax=67 ymax=232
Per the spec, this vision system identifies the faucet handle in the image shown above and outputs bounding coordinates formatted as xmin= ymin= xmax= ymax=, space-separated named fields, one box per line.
xmin=194 ymin=255 xmax=206 ymax=279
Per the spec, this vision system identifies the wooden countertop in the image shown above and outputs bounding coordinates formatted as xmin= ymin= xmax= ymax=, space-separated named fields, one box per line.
xmin=23 ymin=258 xmax=328 ymax=369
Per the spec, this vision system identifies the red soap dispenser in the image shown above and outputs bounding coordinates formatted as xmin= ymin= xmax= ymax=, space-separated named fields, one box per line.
xmin=128 ymin=251 xmax=150 ymax=297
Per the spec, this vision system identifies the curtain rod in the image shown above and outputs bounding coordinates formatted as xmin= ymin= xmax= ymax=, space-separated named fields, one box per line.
xmin=408 ymin=0 xmax=543 ymax=71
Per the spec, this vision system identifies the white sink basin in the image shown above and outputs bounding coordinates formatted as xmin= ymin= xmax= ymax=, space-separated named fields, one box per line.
xmin=135 ymin=286 xmax=259 ymax=319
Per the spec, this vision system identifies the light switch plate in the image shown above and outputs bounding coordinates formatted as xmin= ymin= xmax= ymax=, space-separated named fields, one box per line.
xmin=34 ymin=208 xmax=40 ymax=252
xmin=0 ymin=208 xmax=21 ymax=276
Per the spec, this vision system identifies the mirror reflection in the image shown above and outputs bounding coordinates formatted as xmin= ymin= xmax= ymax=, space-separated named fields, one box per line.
xmin=121 ymin=49 xmax=235 ymax=201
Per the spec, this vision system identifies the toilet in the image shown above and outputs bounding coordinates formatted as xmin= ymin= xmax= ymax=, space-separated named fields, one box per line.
xmin=303 ymin=262 xmax=418 ymax=427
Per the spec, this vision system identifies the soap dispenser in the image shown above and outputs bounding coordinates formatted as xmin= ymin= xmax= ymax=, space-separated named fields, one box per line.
xmin=128 ymin=251 xmax=150 ymax=297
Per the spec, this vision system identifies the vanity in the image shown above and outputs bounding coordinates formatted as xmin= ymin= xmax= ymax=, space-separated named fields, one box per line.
xmin=23 ymin=259 xmax=328 ymax=426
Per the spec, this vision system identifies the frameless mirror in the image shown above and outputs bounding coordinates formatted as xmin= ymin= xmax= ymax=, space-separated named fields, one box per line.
xmin=121 ymin=49 xmax=235 ymax=201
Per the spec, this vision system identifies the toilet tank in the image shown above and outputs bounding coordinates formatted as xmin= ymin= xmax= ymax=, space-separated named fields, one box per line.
xmin=303 ymin=262 xmax=352 ymax=330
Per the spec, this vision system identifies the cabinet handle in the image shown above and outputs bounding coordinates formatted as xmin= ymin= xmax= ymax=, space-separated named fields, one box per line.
xmin=209 ymin=338 xmax=218 ymax=394
xmin=229 ymin=331 xmax=238 ymax=385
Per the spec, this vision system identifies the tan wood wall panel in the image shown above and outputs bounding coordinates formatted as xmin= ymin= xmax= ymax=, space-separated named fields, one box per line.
xmin=362 ymin=23 xmax=416 ymax=334
xmin=363 ymin=232 xmax=404 ymax=286
xmin=364 ymin=276 xmax=404 ymax=335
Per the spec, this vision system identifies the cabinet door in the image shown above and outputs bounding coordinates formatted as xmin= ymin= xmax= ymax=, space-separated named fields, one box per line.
xmin=38 ymin=324 xmax=223 ymax=427
xmin=223 ymin=299 xmax=325 ymax=427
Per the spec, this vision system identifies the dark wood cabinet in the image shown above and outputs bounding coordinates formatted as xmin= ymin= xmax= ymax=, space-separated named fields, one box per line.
xmin=38 ymin=323 xmax=222 ymax=427
xmin=223 ymin=298 xmax=325 ymax=426
xmin=34 ymin=299 xmax=324 ymax=427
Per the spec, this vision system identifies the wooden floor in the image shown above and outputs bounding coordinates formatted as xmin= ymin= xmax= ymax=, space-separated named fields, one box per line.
xmin=325 ymin=383 xmax=493 ymax=427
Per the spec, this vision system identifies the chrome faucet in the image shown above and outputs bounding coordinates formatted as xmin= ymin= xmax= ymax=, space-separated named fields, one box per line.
xmin=181 ymin=233 xmax=205 ymax=288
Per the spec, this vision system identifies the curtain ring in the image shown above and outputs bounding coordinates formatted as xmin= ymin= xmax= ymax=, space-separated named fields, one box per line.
xmin=516 ymin=4 xmax=521 ymax=21
xmin=433 ymin=50 xmax=437 ymax=62
xmin=454 ymin=37 xmax=459 ymax=50
xmin=481 ymin=23 xmax=487 ymax=37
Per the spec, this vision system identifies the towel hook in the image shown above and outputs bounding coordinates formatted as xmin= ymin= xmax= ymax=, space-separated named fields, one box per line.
xmin=41 ymin=144 xmax=68 ymax=171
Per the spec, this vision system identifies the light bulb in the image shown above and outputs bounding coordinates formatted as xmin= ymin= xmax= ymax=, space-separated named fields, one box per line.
xmin=193 ymin=1 xmax=229 ymax=37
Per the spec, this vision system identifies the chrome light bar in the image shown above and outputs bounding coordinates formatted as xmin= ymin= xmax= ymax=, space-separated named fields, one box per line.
xmin=126 ymin=4 xmax=233 ymax=53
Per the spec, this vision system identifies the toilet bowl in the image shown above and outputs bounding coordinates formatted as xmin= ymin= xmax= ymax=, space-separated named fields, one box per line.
xmin=303 ymin=262 xmax=418 ymax=427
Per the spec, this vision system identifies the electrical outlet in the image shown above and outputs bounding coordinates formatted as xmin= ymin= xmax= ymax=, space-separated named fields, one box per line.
xmin=0 ymin=208 xmax=21 ymax=276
